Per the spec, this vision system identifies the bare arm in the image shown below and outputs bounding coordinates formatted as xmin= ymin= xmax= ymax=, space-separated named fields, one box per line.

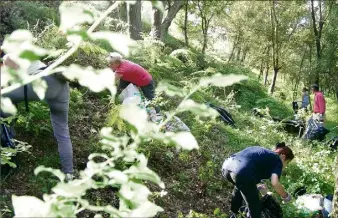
xmin=115 ymin=73 xmax=122 ymax=80
xmin=271 ymin=173 xmax=288 ymax=198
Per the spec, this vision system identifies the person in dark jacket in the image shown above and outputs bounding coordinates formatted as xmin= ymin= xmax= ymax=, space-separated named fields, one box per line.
xmin=222 ymin=142 xmax=294 ymax=218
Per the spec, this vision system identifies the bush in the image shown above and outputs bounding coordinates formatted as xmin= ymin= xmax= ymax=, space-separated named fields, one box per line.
xmin=0 ymin=1 xmax=59 ymax=40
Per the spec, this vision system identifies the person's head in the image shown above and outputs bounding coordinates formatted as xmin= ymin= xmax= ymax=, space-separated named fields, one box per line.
xmin=274 ymin=142 xmax=294 ymax=168
xmin=302 ymin=87 xmax=308 ymax=94
xmin=311 ymin=84 xmax=319 ymax=93
xmin=106 ymin=52 xmax=123 ymax=71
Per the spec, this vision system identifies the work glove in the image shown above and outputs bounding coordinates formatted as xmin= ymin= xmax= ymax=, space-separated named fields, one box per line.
xmin=282 ymin=193 xmax=292 ymax=203
xmin=257 ymin=183 xmax=268 ymax=196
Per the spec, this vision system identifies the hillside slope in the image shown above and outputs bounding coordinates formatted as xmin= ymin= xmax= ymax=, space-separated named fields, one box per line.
xmin=1 ymin=47 xmax=337 ymax=218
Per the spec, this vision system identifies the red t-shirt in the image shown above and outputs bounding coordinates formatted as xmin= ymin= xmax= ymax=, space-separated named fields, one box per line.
xmin=115 ymin=60 xmax=152 ymax=87
xmin=313 ymin=91 xmax=326 ymax=114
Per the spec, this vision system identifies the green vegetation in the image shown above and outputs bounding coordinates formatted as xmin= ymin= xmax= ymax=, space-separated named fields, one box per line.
xmin=1 ymin=1 xmax=337 ymax=217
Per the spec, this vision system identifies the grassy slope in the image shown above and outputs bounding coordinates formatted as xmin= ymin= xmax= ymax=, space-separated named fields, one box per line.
xmin=1 ymin=51 xmax=337 ymax=218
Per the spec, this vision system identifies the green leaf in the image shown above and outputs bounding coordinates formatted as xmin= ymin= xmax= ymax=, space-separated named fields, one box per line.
xmin=129 ymin=201 xmax=164 ymax=217
xmin=199 ymin=74 xmax=247 ymax=87
xmin=54 ymin=65 xmax=116 ymax=96
xmin=2 ymin=31 xmax=48 ymax=64
xmin=59 ymin=2 xmax=95 ymax=32
xmin=34 ymin=166 xmax=66 ymax=182
xmin=90 ymin=32 xmax=137 ymax=56
xmin=1 ymin=97 xmax=17 ymax=115
xmin=163 ymin=132 xmax=199 ymax=151
xmin=151 ymin=1 xmax=165 ymax=13
xmin=178 ymin=99 xmax=218 ymax=117
xmin=52 ymin=181 xmax=91 ymax=198
xmin=119 ymin=104 xmax=156 ymax=134
xmin=156 ymin=82 xmax=186 ymax=97
xmin=19 ymin=50 xmax=42 ymax=61
xmin=124 ymin=154 xmax=164 ymax=188
xmin=5 ymin=30 xmax=33 ymax=42
xmin=12 ymin=195 xmax=54 ymax=217
xmin=66 ymin=29 xmax=90 ymax=40
xmin=32 ymin=78 xmax=48 ymax=100
xmin=214 ymin=208 xmax=221 ymax=215
xmin=44 ymin=49 xmax=65 ymax=59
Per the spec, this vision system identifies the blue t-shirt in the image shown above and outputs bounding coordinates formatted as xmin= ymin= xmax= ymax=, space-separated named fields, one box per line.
xmin=302 ymin=94 xmax=310 ymax=108
xmin=223 ymin=146 xmax=283 ymax=183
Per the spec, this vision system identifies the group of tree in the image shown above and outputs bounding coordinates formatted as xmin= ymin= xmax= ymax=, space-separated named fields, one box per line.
xmin=223 ymin=0 xmax=338 ymax=98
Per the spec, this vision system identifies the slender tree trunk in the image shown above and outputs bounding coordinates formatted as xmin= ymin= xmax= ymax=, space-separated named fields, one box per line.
xmin=118 ymin=2 xmax=128 ymax=23
xmin=236 ymin=46 xmax=241 ymax=61
xmin=184 ymin=1 xmax=189 ymax=47
xmin=228 ymin=35 xmax=239 ymax=63
xmin=160 ymin=1 xmax=185 ymax=41
xmin=241 ymin=47 xmax=248 ymax=62
xmin=264 ymin=63 xmax=269 ymax=86
xmin=269 ymin=0 xmax=279 ymax=94
xmin=264 ymin=46 xmax=270 ymax=86
xmin=258 ymin=61 xmax=264 ymax=80
xmin=270 ymin=68 xmax=278 ymax=94
xmin=201 ymin=18 xmax=210 ymax=55
xmin=151 ymin=4 xmax=163 ymax=39
xmin=202 ymin=32 xmax=208 ymax=54
xmin=259 ymin=46 xmax=268 ymax=80
xmin=129 ymin=0 xmax=142 ymax=40
xmin=310 ymin=0 xmax=323 ymax=84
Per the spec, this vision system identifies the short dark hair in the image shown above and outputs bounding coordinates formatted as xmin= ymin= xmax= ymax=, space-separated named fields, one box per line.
xmin=302 ymin=87 xmax=308 ymax=92
xmin=311 ymin=84 xmax=319 ymax=91
xmin=275 ymin=142 xmax=294 ymax=161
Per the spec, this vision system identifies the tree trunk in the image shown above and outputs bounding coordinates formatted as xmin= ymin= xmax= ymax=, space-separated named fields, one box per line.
xmin=241 ymin=47 xmax=248 ymax=62
xmin=184 ymin=1 xmax=189 ymax=47
xmin=259 ymin=46 xmax=268 ymax=80
xmin=129 ymin=0 xmax=142 ymax=40
xmin=258 ymin=61 xmax=264 ymax=80
xmin=202 ymin=31 xmax=208 ymax=55
xmin=269 ymin=67 xmax=278 ymax=94
xmin=264 ymin=46 xmax=270 ymax=86
xmin=119 ymin=2 xmax=128 ymax=23
xmin=160 ymin=1 xmax=185 ymax=41
xmin=228 ymin=35 xmax=239 ymax=63
xmin=264 ymin=63 xmax=269 ymax=86
xmin=236 ymin=46 xmax=241 ymax=61
xmin=151 ymin=4 xmax=163 ymax=39
xmin=269 ymin=0 xmax=279 ymax=94
xmin=310 ymin=0 xmax=323 ymax=84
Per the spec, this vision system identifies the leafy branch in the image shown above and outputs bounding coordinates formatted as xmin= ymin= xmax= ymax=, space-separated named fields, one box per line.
xmin=1 ymin=1 xmax=121 ymax=96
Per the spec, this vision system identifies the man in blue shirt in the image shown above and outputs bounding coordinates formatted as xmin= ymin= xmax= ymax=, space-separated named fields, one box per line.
xmin=222 ymin=143 xmax=294 ymax=218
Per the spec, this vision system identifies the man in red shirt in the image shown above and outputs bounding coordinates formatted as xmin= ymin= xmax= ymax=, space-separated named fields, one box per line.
xmin=311 ymin=84 xmax=326 ymax=122
xmin=107 ymin=52 xmax=158 ymax=111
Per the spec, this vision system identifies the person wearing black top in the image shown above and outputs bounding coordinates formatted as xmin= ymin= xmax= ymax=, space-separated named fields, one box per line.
xmin=222 ymin=142 xmax=294 ymax=218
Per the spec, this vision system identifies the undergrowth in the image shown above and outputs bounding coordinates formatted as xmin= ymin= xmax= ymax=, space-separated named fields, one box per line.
xmin=1 ymin=34 xmax=337 ymax=217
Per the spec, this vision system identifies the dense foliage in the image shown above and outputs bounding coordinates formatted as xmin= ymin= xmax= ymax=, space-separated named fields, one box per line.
xmin=0 ymin=1 xmax=337 ymax=217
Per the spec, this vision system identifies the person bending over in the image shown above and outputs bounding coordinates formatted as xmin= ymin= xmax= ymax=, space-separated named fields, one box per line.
xmin=1 ymin=54 xmax=74 ymax=181
xmin=222 ymin=142 xmax=294 ymax=218
xmin=106 ymin=52 xmax=159 ymax=112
